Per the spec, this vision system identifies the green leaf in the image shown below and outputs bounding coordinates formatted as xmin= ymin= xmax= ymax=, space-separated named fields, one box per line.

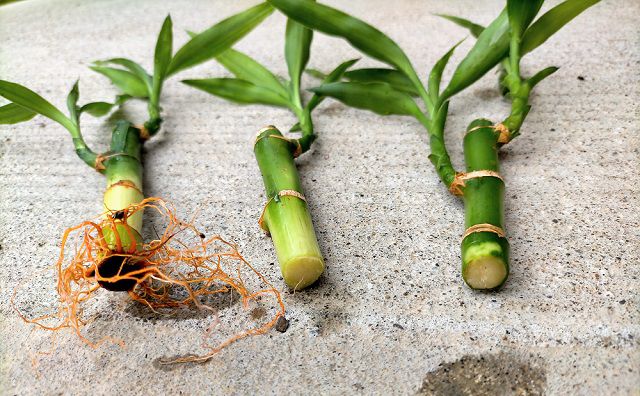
xmin=268 ymin=0 xmax=422 ymax=96
xmin=0 ymin=103 xmax=36 ymax=124
xmin=428 ymin=40 xmax=463 ymax=104
xmin=97 ymin=58 xmax=152 ymax=94
xmin=290 ymin=58 xmax=359 ymax=131
xmin=79 ymin=101 xmax=115 ymax=117
xmin=435 ymin=14 xmax=484 ymax=38
xmin=344 ymin=68 xmax=418 ymax=96
xmin=306 ymin=58 xmax=358 ymax=111
xmin=305 ymin=68 xmax=327 ymax=80
xmin=527 ymin=66 xmax=558 ymax=88
xmin=90 ymin=66 xmax=149 ymax=98
xmin=79 ymin=94 xmax=132 ymax=117
xmin=66 ymin=80 xmax=80 ymax=123
xmin=0 ymin=80 xmax=75 ymax=132
xmin=441 ymin=9 xmax=510 ymax=101
xmin=507 ymin=0 xmax=544 ymax=39
xmin=168 ymin=3 xmax=274 ymax=75
xmin=522 ymin=0 xmax=601 ymax=55
xmin=153 ymin=15 xmax=173 ymax=100
xmin=309 ymin=81 xmax=422 ymax=118
xmin=216 ymin=48 xmax=288 ymax=98
xmin=285 ymin=17 xmax=313 ymax=106
xmin=182 ymin=78 xmax=290 ymax=107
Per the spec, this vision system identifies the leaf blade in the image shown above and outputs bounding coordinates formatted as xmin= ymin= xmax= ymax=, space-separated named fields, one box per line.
xmin=309 ymin=81 xmax=422 ymax=118
xmin=269 ymin=0 xmax=422 ymax=94
xmin=153 ymin=15 xmax=174 ymax=98
xmin=0 ymin=80 xmax=74 ymax=131
xmin=168 ymin=3 xmax=274 ymax=75
xmin=441 ymin=9 xmax=510 ymax=100
xmin=507 ymin=0 xmax=544 ymax=39
xmin=435 ymin=14 xmax=485 ymax=38
xmin=182 ymin=78 xmax=290 ymax=107
xmin=428 ymin=40 xmax=463 ymax=104
xmin=344 ymin=68 xmax=418 ymax=96
xmin=90 ymin=66 xmax=149 ymax=98
xmin=528 ymin=66 xmax=559 ymax=88
xmin=0 ymin=103 xmax=36 ymax=124
xmin=285 ymin=17 xmax=313 ymax=105
xmin=522 ymin=0 xmax=601 ymax=55
xmin=216 ymin=48 xmax=288 ymax=98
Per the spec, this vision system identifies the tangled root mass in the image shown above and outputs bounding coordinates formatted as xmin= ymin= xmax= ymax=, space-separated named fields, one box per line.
xmin=13 ymin=197 xmax=285 ymax=364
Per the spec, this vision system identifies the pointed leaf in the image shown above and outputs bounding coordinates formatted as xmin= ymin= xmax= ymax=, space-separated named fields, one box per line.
xmin=441 ymin=9 xmax=510 ymax=101
xmin=528 ymin=66 xmax=558 ymax=88
xmin=168 ymin=3 xmax=274 ymax=75
xmin=522 ymin=0 xmax=601 ymax=55
xmin=0 ymin=80 xmax=74 ymax=131
xmin=79 ymin=101 xmax=115 ymax=117
xmin=507 ymin=0 xmax=544 ymax=38
xmin=90 ymin=66 xmax=149 ymax=98
xmin=305 ymin=69 xmax=328 ymax=80
xmin=268 ymin=0 xmax=422 ymax=96
xmin=435 ymin=14 xmax=484 ymax=38
xmin=305 ymin=58 xmax=358 ymax=111
xmin=285 ymin=17 xmax=313 ymax=105
xmin=153 ymin=15 xmax=173 ymax=100
xmin=66 ymin=80 xmax=80 ymax=123
xmin=0 ymin=103 xmax=36 ymax=124
xmin=309 ymin=81 xmax=422 ymax=118
xmin=290 ymin=58 xmax=359 ymax=131
xmin=183 ymin=78 xmax=290 ymax=107
xmin=216 ymin=48 xmax=288 ymax=98
xmin=97 ymin=58 xmax=152 ymax=94
xmin=344 ymin=68 xmax=418 ymax=96
xmin=428 ymin=40 xmax=463 ymax=104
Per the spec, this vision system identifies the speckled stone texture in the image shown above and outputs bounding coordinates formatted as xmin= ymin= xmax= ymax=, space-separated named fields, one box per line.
xmin=0 ymin=0 xmax=638 ymax=394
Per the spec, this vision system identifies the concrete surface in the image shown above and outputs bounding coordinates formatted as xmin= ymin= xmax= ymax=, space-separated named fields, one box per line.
xmin=0 ymin=0 xmax=638 ymax=394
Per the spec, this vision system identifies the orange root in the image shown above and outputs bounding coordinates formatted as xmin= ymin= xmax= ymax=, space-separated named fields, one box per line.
xmin=12 ymin=197 xmax=285 ymax=364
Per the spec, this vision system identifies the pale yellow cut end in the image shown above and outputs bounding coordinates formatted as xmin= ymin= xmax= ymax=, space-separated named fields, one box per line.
xmin=463 ymin=256 xmax=507 ymax=290
xmin=282 ymin=256 xmax=324 ymax=290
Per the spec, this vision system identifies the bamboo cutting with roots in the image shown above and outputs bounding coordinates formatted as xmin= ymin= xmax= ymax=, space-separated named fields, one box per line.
xmin=1 ymin=4 xmax=284 ymax=363
xmin=268 ymin=0 xmax=600 ymax=290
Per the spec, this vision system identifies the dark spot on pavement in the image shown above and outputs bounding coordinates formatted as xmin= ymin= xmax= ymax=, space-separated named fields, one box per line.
xmin=418 ymin=352 xmax=546 ymax=395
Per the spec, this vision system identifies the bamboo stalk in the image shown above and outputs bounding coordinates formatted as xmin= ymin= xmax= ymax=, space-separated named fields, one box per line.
xmin=460 ymin=119 xmax=509 ymax=290
xmin=254 ymin=126 xmax=324 ymax=290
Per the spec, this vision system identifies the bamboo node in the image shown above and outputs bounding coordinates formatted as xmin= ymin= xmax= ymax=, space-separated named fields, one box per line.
xmin=94 ymin=154 xmax=107 ymax=172
xmin=258 ymin=190 xmax=307 ymax=233
xmin=254 ymin=126 xmax=301 ymax=157
xmin=463 ymin=223 xmax=506 ymax=240
xmin=138 ymin=125 xmax=151 ymax=141
xmin=449 ymin=170 xmax=504 ymax=196
xmin=465 ymin=123 xmax=511 ymax=143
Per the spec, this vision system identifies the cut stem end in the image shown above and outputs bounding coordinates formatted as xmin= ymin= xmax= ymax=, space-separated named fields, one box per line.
xmin=282 ymin=255 xmax=325 ymax=290
xmin=462 ymin=255 xmax=507 ymax=290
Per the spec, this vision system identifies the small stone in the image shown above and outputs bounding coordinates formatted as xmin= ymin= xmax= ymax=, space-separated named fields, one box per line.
xmin=275 ymin=316 xmax=290 ymax=333
xmin=619 ymin=300 xmax=626 ymax=305
xmin=577 ymin=75 xmax=585 ymax=81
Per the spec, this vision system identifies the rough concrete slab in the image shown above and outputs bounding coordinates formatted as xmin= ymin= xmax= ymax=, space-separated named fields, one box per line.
xmin=0 ymin=0 xmax=638 ymax=394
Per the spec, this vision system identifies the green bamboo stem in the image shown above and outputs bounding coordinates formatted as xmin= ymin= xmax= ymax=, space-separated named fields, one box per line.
xmin=101 ymin=121 xmax=145 ymax=253
xmin=460 ymin=119 xmax=509 ymax=290
xmin=254 ymin=126 xmax=324 ymax=290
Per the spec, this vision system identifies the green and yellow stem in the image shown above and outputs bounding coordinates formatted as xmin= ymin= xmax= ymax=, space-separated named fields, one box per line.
xmin=101 ymin=120 xmax=145 ymax=253
xmin=254 ymin=126 xmax=324 ymax=290
xmin=460 ymin=119 xmax=509 ymax=290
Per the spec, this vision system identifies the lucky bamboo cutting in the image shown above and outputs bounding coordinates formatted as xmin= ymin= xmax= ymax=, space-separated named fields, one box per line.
xmin=269 ymin=0 xmax=600 ymax=290
xmin=183 ymin=11 xmax=359 ymax=290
